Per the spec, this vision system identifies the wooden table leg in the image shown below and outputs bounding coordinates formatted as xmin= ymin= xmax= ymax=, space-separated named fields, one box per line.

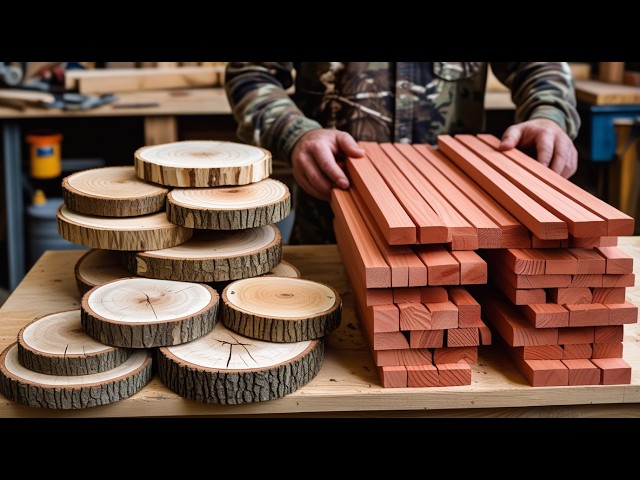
xmin=144 ymin=115 xmax=178 ymax=145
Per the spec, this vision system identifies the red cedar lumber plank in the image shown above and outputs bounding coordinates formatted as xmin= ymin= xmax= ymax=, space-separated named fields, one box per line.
xmin=393 ymin=287 xmax=421 ymax=304
xmin=398 ymin=302 xmax=432 ymax=330
xmin=498 ymin=265 xmax=572 ymax=289
xmin=457 ymin=134 xmax=606 ymax=238
xmin=426 ymin=301 xmax=459 ymax=330
xmin=487 ymin=248 xmax=545 ymax=275
xmin=570 ymin=274 xmax=603 ymax=288
xmin=592 ymin=342 xmax=624 ymax=359
xmin=406 ymin=364 xmax=440 ymax=387
xmin=477 ymin=133 xmax=635 ymax=236
xmin=595 ymin=246 xmax=634 ymax=274
xmin=433 ymin=346 xmax=478 ymax=365
xmin=590 ymin=358 xmax=632 ymax=385
xmin=378 ymin=365 xmax=408 ymax=388
xmin=562 ymin=343 xmax=593 ymax=359
xmin=591 ymin=287 xmax=627 ymax=305
xmin=594 ymin=325 xmax=625 ymax=344
xmin=372 ymin=348 xmax=433 ymax=367
xmin=447 ymin=286 xmax=481 ymax=328
xmin=354 ymin=299 xmax=409 ymax=351
xmin=333 ymin=188 xmax=398 ymax=286
xmin=566 ymin=303 xmax=610 ymax=327
xmin=548 ymin=287 xmax=593 ymax=305
xmin=367 ymin=304 xmax=400 ymax=333
xmin=414 ymin=244 xmax=460 ymax=286
xmin=438 ymin=135 xmax=567 ymax=240
xmin=558 ymin=327 xmax=595 ymax=345
xmin=569 ymin=236 xmax=618 ymax=248
xmin=475 ymin=317 xmax=492 ymax=345
xmin=412 ymin=143 xmax=531 ymax=248
xmin=568 ymin=248 xmax=607 ymax=274
xmin=513 ymin=345 xmax=564 ymax=360
xmin=508 ymin=355 xmax=569 ymax=387
xmin=450 ymin=250 xmax=487 ymax=285
xmin=519 ymin=303 xmax=570 ymax=328
xmin=561 ymin=359 xmax=602 ymax=386
xmin=390 ymin=142 xmax=499 ymax=249
xmin=420 ymin=286 xmax=449 ymax=303
xmin=346 ymin=154 xmax=416 ymax=245
xmin=606 ymin=301 xmax=639 ymax=325
xmin=489 ymin=266 xmax=547 ymax=305
xmin=436 ymin=361 xmax=473 ymax=386
xmin=409 ymin=329 xmax=445 ymax=349
xmin=536 ymin=249 xmax=579 ymax=275
xmin=349 ymin=187 xmax=428 ymax=287
xmin=358 ymin=141 xmax=447 ymax=245
xmin=446 ymin=327 xmax=480 ymax=347
xmin=531 ymin=235 xmax=562 ymax=248
xmin=602 ymin=273 xmax=635 ymax=288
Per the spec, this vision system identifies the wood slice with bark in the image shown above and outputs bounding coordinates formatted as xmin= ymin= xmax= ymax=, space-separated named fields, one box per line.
xmin=166 ymin=178 xmax=290 ymax=229
xmin=134 ymin=140 xmax=272 ymax=187
xmin=122 ymin=225 xmax=282 ymax=283
xmin=221 ymin=276 xmax=342 ymax=342
xmin=0 ymin=345 xmax=152 ymax=409
xmin=62 ymin=165 xmax=169 ymax=217
xmin=81 ymin=277 xmax=219 ymax=348
xmin=57 ymin=205 xmax=193 ymax=251
xmin=260 ymin=260 xmax=301 ymax=278
xmin=156 ymin=322 xmax=323 ymax=404
xmin=17 ymin=309 xmax=133 ymax=375
xmin=75 ymin=249 xmax=134 ymax=296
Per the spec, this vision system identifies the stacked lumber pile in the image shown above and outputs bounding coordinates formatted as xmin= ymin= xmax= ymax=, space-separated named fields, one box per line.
xmin=333 ymin=134 xmax=637 ymax=388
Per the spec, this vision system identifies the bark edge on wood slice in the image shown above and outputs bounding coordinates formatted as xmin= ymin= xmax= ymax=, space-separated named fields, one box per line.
xmin=0 ymin=345 xmax=152 ymax=410
xmin=17 ymin=309 xmax=134 ymax=375
xmin=75 ymin=248 xmax=134 ymax=296
xmin=122 ymin=225 xmax=282 ymax=282
xmin=57 ymin=206 xmax=193 ymax=251
xmin=156 ymin=322 xmax=324 ymax=404
xmin=62 ymin=165 xmax=169 ymax=217
xmin=221 ymin=276 xmax=342 ymax=342
xmin=167 ymin=178 xmax=291 ymax=229
xmin=134 ymin=140 xmax=272 ymax=187
xmin=81 ymin=277 xmax=220 ymax=348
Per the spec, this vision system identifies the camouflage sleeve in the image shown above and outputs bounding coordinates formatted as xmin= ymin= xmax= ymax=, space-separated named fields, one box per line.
xmin=224 ymin=62 xmax=323 ymax=162
xmin=489 ymin=62 xmax=581 ymax=139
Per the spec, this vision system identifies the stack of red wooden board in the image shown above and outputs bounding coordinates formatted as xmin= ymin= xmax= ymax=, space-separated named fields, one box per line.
xmin=330 ymin=134 xmax=636 ymax=388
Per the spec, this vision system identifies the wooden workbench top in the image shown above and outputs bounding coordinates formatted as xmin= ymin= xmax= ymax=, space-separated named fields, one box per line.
xmin=1 ymin=239 xmax=639 ymax=418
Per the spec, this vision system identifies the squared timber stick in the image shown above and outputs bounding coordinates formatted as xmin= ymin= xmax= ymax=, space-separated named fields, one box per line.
xmin=477 ymin=133 xmax=635 ymax=236
xmin=355 ymin=300 xmax=409 ymax=351
xmin=436 ymin=361 xmax=472 ymax=386
xmin=595 ymin=246 xmax=634 ymax=274
xmin=561 ymin=359 xmax=601 ymax=386
xmin=557 ymin=326 xmax=595 ymax=345
xmin=346 ymin=154 xmax=416 ymax=245
xmin=426 ymin=301 xmax=459 ymax=329
xmin=378 ymin=365 xmax=408 ymax=388
xmin=412 ymin=143 xmax=531 ymax=248
xmin=488 ymin=265 xmax=547 ymax=305
xmin=414 ymin=244 xmax=460 ymax=286
xmin=409 ymin=329 xmax=445 ymax=349
xmin=447 ymin=286 xmax=481 ymax=328
xmin=367 ymin=304 xmax=400 ymax=333
xmin=437 ymin=135 xmax=567 ymax=240
xmin=569 ymin=236 xmax=618 ymax=248
xmin=446 ymin=327 xmax=480 ymax=347
xmin=398 ymin=302 xmax=432 ymax=330
xmin=475 ymin=317 xmax=492 ymax=345
xmin=372 ymin=348 xmax=433 ymax=367
xmin=420 ymin=286 xmax=449 ymax=303
xmin=407 ymin=364 xmax=440 ymax=387
xmin=566 ymin=303 xmax=610 ymax=327
xmin=534 ymin=249 xmax=579 ymax=275
xmin=562 ymin=343 xmax=593 ymax=359
xmin=506 ymin=353 xmax=569 ymax=387
xmin=594 ymin=325 xmax=624 ymax=343
xmin=568 ymin=248 xmax=607 ymax=274
xmin=590 ymin=358 xmax=632 ymax=385
xmin=490 ymin=257 xmax=571 ymax=288
xmin=519 ymin=303 xmax=569 ymax=328
xmin=606 ymin=301 xmax=639 ymax=325
xmin=513 ymin=345 xmax=564 ymax=360
xmin=601 ymin=273 xmax=635 ymax=288
xmin=485 ymin=248 xmax=545 ymax=275
xmin=433 ymin=346 xmax=478 ymax=365
xmin=548 ymin=287 xmax=593 ymax=305
xmin=393 ymin=287 xmax=421 ymax=304
xmin=359 ymin=142 xmax=451 ymax=245
xmin=332 ymin=197 xmax=391 ymax=288
xmin=349 ymin=187 xmax=427 ymax=287
xmin=570 ymin=274 xmax=603 ymax=288
xmin=592 ymin=342 xmax=623 ymax=358
xmin=392 ymin=143 xmax=502 ymax=250
xmin=591 ymin=287 xmax=627 ymax=305
xmin=450 ymin=250 xmax=487 ymax=285
xmin=456 ymin=134 xmax=607 ymax=238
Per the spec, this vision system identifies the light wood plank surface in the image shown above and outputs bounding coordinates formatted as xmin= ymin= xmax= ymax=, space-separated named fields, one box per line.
xmin=1 ymin=239 xmax=640 ymax=418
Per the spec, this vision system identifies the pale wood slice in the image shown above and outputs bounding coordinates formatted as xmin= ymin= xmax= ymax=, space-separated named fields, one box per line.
xmin=221 ymin=276 xmax=342 ymax=342
xmin=134 ymin=140 xmax=272 ymax=187
xmin=17 ymin=309 xmax=133 ymax=375
xmin=75 ymin=249 xmax=133 ymax=296
xmin=81 ymin=277 xmax=219 ymax=348
xmin=62 ymin=166 xmax=169 ymax=217
xmin=122 ymin=225 xmax=282 ymax=282
xmin=167 ymin=178 xmax=291 ymax=229
xmin=156 ymin=322 xmax=323 ymax=404
xmin=57 ymin=205 xmax=193 ymax=251
xmin=261 ymin=260 xmax=301 ymax=278
xmin=0 ymin=344 xmax=152 ymax=410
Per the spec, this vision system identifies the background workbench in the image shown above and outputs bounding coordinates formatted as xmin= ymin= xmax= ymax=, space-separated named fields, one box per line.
xmin=1 ymin=238 xmax=638 ymax=418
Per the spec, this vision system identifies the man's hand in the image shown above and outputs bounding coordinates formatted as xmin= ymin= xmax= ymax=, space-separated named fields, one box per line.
xmin=499 ymin=118 xmax=578 ymax=178
xmin=290 ymin=128 xmax=364 ymax=201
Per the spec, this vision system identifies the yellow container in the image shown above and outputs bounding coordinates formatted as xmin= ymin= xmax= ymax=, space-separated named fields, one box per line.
xmin=26 ymin=131 xmax=63 ymax=179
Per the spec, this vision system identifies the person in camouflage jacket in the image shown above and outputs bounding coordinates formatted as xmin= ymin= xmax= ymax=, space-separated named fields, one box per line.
xmin=224 ymin=62 xmax=581 ymax=244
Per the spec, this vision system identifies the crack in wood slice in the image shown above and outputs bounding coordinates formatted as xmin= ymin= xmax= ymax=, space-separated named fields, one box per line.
xmin=81 ymin=278 xmax=220 ymax=348
xmin=221 ymin=277 xmax=342 ymax=342
xmin=156 ymin=322 xmax=323 ymax=404
xmin=122 ymin=225 xmax=282 ymax=282
xmin=62 ymin=166 xmax=169 ymax=217
xmin=75 ymin=249 xmax=133 ymax=296
xmin=17 ymin=309 xmax=133 ymax=375
xmin=167 ymin=178 xmax=291 ymax=229
xmin=134 ymin=140 xmax=272 ymax=187
xmin=0 ymin=345 xmax=152 ymax=409
xmin=57 ymin=205 xmax=193 ymax=251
